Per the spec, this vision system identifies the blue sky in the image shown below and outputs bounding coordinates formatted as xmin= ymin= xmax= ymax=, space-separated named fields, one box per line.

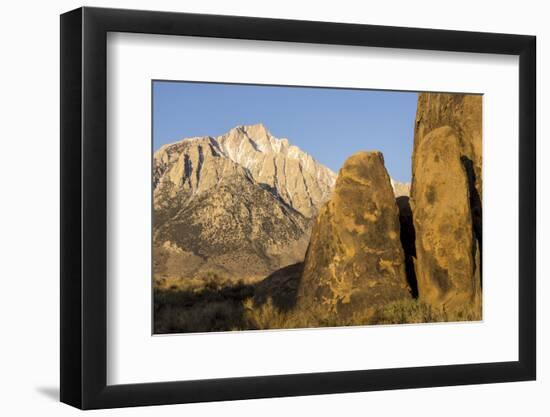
xmin=153 ymin=81 xmax=418 ymax=182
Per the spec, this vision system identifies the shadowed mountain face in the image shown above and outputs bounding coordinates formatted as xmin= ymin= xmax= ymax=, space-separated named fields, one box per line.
xmin=153 ymin=124 xmax=337 ymax=288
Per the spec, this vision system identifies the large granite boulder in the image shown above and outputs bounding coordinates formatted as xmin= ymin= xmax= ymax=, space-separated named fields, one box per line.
xmin=414 ymin=93 xmax=482 ymax=245
xmin=297 ymin=151 xmax=411 ymax=323
xmin=410 ymin=126 xmax=481 ymax=317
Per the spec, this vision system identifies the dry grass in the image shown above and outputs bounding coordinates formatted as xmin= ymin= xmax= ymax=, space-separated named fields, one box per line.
xmin=155 ymin=275 xmax=481 ymax=334
xmin=244 ymin=297 xmax=364 ymax=330
xmin=243 ymin=297 xmax=481 ymax=331
xmin=369 ymin=298 xmax=482 ymax=325
xmin=243 ymin=298 xmax=295 ymax=329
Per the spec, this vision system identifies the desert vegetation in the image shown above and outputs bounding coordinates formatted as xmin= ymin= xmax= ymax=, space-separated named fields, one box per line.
xmin=154 ymin=271 xmax=480 ymax=334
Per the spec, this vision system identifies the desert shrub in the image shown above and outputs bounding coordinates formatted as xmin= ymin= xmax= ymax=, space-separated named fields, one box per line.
xmin=243 ymin=297 xmax=313 ymax=330
xmin=243 ymin=297 xmax=289 ymax=330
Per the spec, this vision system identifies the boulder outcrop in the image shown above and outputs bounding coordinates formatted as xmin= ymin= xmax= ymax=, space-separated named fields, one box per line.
xmin=297 ymin=151 xmax=411 ymax=322
xmin=413 ymin=93 xmax=482 ymax=247
xmin=411 ymin=124 xmax=482 ymax=317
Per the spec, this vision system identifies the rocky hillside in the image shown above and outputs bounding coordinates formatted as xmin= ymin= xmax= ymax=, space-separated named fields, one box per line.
xmin=153 ymin=124 xmax=337 ymax=288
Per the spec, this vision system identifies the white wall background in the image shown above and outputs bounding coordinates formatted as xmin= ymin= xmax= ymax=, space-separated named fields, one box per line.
xmin=0 ymin=0 xmax=545 ymax=415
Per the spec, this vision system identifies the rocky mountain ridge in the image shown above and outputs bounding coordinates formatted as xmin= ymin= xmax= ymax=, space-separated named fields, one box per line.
xmin=153 ymin=124 xmax=338 ymax=287
xmin=154 ymin=123 xmax=337 ymax=219
xmin=390 ymin=178 xmax=411 ymax=197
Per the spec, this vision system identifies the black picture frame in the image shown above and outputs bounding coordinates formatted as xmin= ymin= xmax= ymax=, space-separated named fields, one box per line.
xmin=60 ymin=6 xmax=536 ymax=410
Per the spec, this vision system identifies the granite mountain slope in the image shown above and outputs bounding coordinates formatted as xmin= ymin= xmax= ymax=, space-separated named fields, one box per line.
xmin=153 ymin=124 xmax=337 ymax=287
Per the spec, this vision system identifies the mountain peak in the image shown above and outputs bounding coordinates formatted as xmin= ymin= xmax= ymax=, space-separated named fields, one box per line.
xmin=238 ymin=123 xmax=270 ymax=137
xmin=154 ymin=125 xmax=337 ymax=219
xmin=224 ymin=123 xmax=274 ymax=154
xmin=390 ymin=178 xmax=411 ymax=197
xmin=153 ymin=125 xmax=339 ymax=285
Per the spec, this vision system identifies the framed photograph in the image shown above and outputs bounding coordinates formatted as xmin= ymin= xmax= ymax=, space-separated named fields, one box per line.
xmin=60 ymin=6 xmax=536 ymax=409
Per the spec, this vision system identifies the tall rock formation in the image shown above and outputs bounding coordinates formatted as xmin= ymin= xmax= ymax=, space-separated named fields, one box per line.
xmin=413 ymin=93 xmax=482 ymax=244
xmin=153 ymin=124 xmax=337 ymax=288
xmin=297 ymin=151 xmax=411 ymax=322
xmin=411 ymin=93 xmax=482 ymax=318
